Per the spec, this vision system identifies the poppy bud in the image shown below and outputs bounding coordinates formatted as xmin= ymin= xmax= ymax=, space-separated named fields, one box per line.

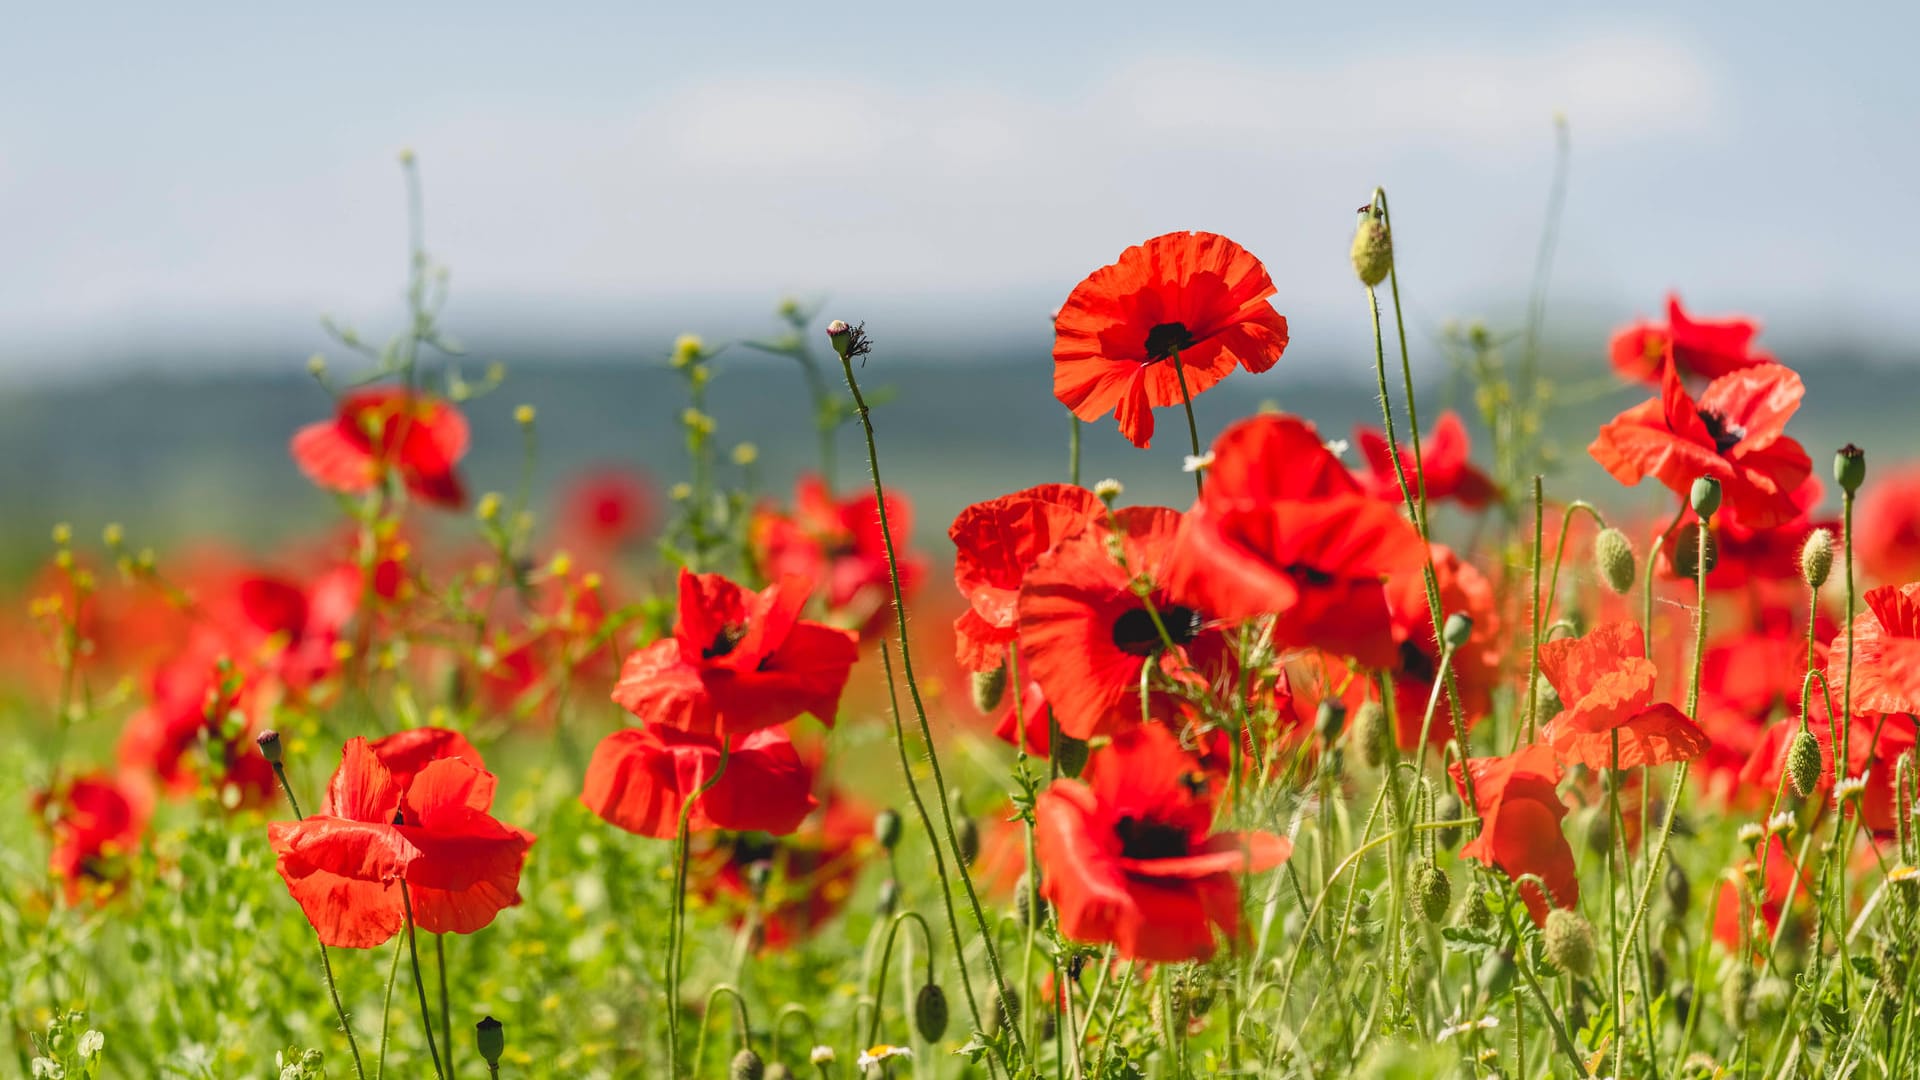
xmin=1836 ymin=444 xmax=1866 ymax=494
xmin=1664 ymin=860 xmax=1691 ymax=917
xmin=1720 ymin=965 xmax=1756 ymax=1027
xmin=955 ymin=815 xmax=981 ymax=866
xmin=1412 ymin=862 xmax=1451 ymax=923
xmin=914 ymin=982 xmax=950 ymax=1042
xmin=873 ymin=809 xmax=903 ymax=851
xmin=1787 ymin=728 xmax=1822 ymax=798
xmin=744 ymin=859 xmax=773 ymax=901
xmin=1054 ymin=732 xmax=1090 ymax=777
xmin=1543 ymin=909 xmax=1596 ymax=977
xmin=1015 ymin=873 xmax=1046 ymax=928
xmin=1460 ymin=881 xmax=1494 ymax=931
xmin=1441 ymin=612 xmax=1473 ymax=651
xmin=256 ymin=729 xmax=283 ymax=765
xmin=1583 ymin=805 xmax=1612 ymax=856
xmin=475 ymin=1016 xmax=505 ymax=1067
xmin=1433 ymin=793 xmax=1464 ymax=850
xmin=1477 ymin=949 xmax=1516 ymax=997
xmin=970 ymin=665 xmax=1007 ymax=713
xmin=1350 ymin=213 xmax=1393 ymax=288
xmin=1690 ymin=476 xmax=1722 ymax=520
xmin=1752 ymin=976 xmax=1790 ymax=1021
xmin=990 ymin=985 xmax=1021 ymax=1033
xmin=875 ymin=879 xmax=899 ymax=918
xmin=1593 ymin=527 xmax=1636 ymax=595
xmin=1352 ymin=701 xmax=1389 ymax=769
xmin=1671 ymin=523 xmax=1717 ymax=579
xmin=1314 ymin=699 xmax=1346 ymax=743
xmin=731 ymin=1048 xmax=766 ymax=1080
xmin=766 ymin=1066 xmax=795 ymax=1080
xmin=1800 ymin=528 xmax=1834 ymax=590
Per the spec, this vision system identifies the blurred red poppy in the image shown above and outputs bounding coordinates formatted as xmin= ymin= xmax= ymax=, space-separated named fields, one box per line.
xmin=1828 ymin=583 xmax=1920 ymax=715
xmin=994 ymin=680 xmax=1052 ymax=757
xmin=696 ymin=796 xmax=871 ymax=951
xmin=1053 ymin=232 xmax=1289 ymax=448
xmin=949 ymin=484 xmax=1104 ymax=672
xmin=1035 ymin=723 xmax=1289 ymax=962
xmin=1608 ymin=294 xmax=1774 ymax=384
xmin=1538 ymin=622 xmax=1710 ymax=771
xmin=291 ymin=387 xmax=469 ymax=509
xmin=268 ymin=736 xmax=534 ymax=948
xmin=557 ymin=465 xmax=655 ymax=552
xmin=1383 ymin=544 xmax=1500 ymax=751
xmin=752 ymin=475 xmax=922 ymax=638
xmin=611 ymin=569 xmax=859 ymax=739
xmin=118 ymin=653 xmax=277 ymax=804
xmin=1168 ymin=414 xmax=1424 ymax=668
xmin=581 ymin=724 xmax=817 ymax=839
xmin=1354 ymin=410 xmax=1496 ymax=510
xmin=1713 ymin=835 xmax=1810 ymax=957
xmin=35 ymin=773 xmax=149 ymax=905
xmin=1450 ymin=742 xmax=1577 ymax=925
xmin=1855 ymin=463 xmax=1920 ymax=586
xmin=1590 ymin=362 xmax=1810 ymax=529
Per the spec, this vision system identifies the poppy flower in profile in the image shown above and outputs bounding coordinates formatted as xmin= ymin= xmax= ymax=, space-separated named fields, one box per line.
xmin=949 ymin=484 xmax=1105 ymax=671
xmin=1053 ymin=232 xmax=1289 ymax=448
xmin=1855 ymin=463 xmax=1920 ymax=586
xmin=1167 ymin=414 xmax=1425 ymax=668
xmin=35 ymin=773 xmax=149 ymax=905
xmin=267 ymin=736 xmax=535 ymax=948
xmin=1354 ymin=410 xmax=1497 ymax=510
xmin=611 ymin=569 xmax=859 ymax=739
xmin=291 ymin=387 xmax=469 ymax=509
xmin=1382 ymin=544 xmax=1501 ymax=751
xmin=751 ymin=475 xmax=923 ymax=638
xmin=1449 ymin=742 xmax=1577 ymax=925
xmin=581 ymin=724 xmax=817 ymax=839
xmin=1035 ymin=723 xmax=1290 ymax=962
xmin=1016 ymin=506 xmax=1229 ymax=740
xmin=1538 ymin=622 xmax=1710 ymax=771
xmin=1827 ymin=583 xmax=1920 ymax=715
xmin=1589 ymin=361 xmax=1811 ymax=529
xmin=1609 ymin=293 xmax=1774 ymax=384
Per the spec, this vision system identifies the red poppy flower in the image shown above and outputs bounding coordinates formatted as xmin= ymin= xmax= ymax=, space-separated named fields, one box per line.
xmin=1742 ymin=707 xmax=1916 ymax=837
xmin=581 ymin=724 xmax=817 ymax=839
xmin=611 ymin=569 xmax=859 ymax=739
xmin=1167 ymin=414 xmax=1425 ymax=668
xmin=695 ymin=796 xmax=871 ymax=950
xmin=752 ymin=475 xmax=923 ymax=638
xmin=949 ymin=484 xmax=1105 ymax=672
xmin=1608 ymin=294 xmax=1774 ymax=384
xmin=233 ymin=566 xmax=360 ymax=692
xmin=1383 ymin=544 xmax=1500 ymax=751
xmin=34 ymin=773 xmax=149 ymax=905
xmin=557 ymin=465 xmax=655 ymax=552
xmin=1827 ymin=583 xmax=1920 ymax=715
xmin=1449 ymin=742 xmax=1577 ymax=925
xmin=118 ymin=653 xmax=277 ymax=804
xmin=367 ymin=727 xmax=485 ymax=787
xmin=268 ymin=736 xmax=534 ymax=949
xmin=1016 ymin=506 xmax=1230 ymax=741
xmin=1354 ymin=410 xmax=1497 ymax=510
xmin=291 ymin=387 xmax=469 ymax=509
xmin=1656 ymin=475 xmax=1833 ymax=591
xmin=1537 ymin=622 xmax=1710 ymax=771
xmin=1713 ymin=836 xmax=1810 ymax=957
xmin=994 ymin=680 xmax=1053 ymax=757
xmin=1052 ymin=232 xmax=1289 ymax=449
xmin=478 ymin=574 xmax=618 ymax=719
xmin=1035 ymin=723 xmax=1289 ymax=962
xmin=1589 ymin=361 xmax=1811 ymax=529
xmin=1856 ymin=464 xmax=1920 ymax=586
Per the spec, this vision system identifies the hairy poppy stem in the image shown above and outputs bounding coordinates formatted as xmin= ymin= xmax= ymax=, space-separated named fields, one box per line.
xmin=665 ymin=742 xmax=732 ymax=1078
xmin=835 ymin=334 xmax=1029 ymax=1066
xmin=864 ymin=911 xmax=936 ymax=1050
xmin=399 ymin=883 xmax=448 ymax=1080
xmin=377 ymin=932 xmax=403 ymax=1080
xmin=268 ymin=760 xmax=369 ymax=1080
xmin=1068 ymin=415 xmax=1082 ymax=487
xmin=436 ymin=934 xmax=453 ymax=1079
xmin=1167 ymin=347 xmax=1203 ymax=496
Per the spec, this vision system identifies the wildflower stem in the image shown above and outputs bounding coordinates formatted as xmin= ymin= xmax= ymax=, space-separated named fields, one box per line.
xmin=269 ymin=761 xmax=369 ymax=1080
xmin=864 ymin=911 xmax=935 ymax=1049
xmin=1068 ymin=415 xmax=1082 ymax=487
xmin=399 ymin=884 xmax=448 ymax=1080
xmin=837 ymin=339 xmax=1029 ymax=1065
xmin=1525 ymin=476 xmax=1545 ymax=744
xmin=665 ymin=742 xmax=732 ymax=1079
xmin=436 ymin=934 xmax=453 ymax=1080
xmin=377 ymin=933 xmax=403 ymax=1080
xmin=1168 ymin=346 xmax=1203 ymax=496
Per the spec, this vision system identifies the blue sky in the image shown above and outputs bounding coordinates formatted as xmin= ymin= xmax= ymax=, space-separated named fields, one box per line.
xmin=3 ymin=2 xmax=1916 ymax=375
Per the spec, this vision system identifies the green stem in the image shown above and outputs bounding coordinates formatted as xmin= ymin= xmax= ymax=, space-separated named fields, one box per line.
xmin=1068 ymin=414 xmax=1082 ymax=487
xmin=665 ymin=741 xmax=732 ymax=1078
xmin=270 ymin=762 xmax=369 ymax=1080
xmin=400 ymin=884 xmax=448 ymax=1080
xmin=436 ymin=935 xmax=453 ymax=1080
xmin=1168 ymin=347 xmax=1203 ymax=497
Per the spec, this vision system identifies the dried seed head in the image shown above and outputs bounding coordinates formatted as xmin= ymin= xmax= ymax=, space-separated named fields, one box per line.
xmin=1543 ymin=909 xmax=1597 ymax=978
xmin=1800 ymin=528 xmax=1834 ymax=590
xmin=970 ymin=665 xmax=1008 ymax=713
xmin=1353 ymin=701 xmax=1389 ymax=770
xmin=1594 ymin=527 xmax=1637 ymax=595
xmin=1350 ymin=213 xmax=1393 ymax=288
xmin=1787 ymin=729 xmax=1822 ymax=798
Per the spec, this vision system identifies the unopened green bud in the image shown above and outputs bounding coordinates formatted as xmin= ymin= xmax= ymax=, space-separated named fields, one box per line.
xmin=1672 ymin=522 xmax=1718 ymax=579
xmin=873 ymin=808 xmax=902 ymax=851
xmin=1442 ymin=612 xmax=1473 ymax=651
xmin=1543 ymin=908 xmax=1596 ymax=977
xmin=1690 ymin=476 xmax=1722 ymax=519
xmin=1721 ymin=965 xmax=1756 ymax=1027
xmin=1053 ymin=732 xmax=1090 ymax=777
xmin=1836 ymin=444 xmax=1866 ymax=494
xmin=730 ymin=1047 xmax=766 ymax=1080
xmin=1800 ymin=528 xmax=1834 ymax=590
xmin=1594 ymin=527 xmax=1636 ymax=595
xmin=875 ymin=879 xmax=899 ymax=918
xmin=1314 ymin=699 xmax=1346 ymax=743
xmin=970 ymin=665 xmax=1007 ymax=713
xmin=1350 ymin=213 xmax=1393 ymax=288
xmin=1353 ymin=700 xmax=1389 ymax=770
xmin=1412 ymin=862 xmax=1451 ymax=923
xmin=914 ymin=982 xmax=950 ymax=1042
xmin=1664 ymin=860 xmax=1691 ymax=917
xmin=475 ymin=1016 xmax=505 ymax=1066
xmin=955 ymin=816 xmax=981 ymax=866
xmin=1460 ymin=880 xmax=1495 ymax=930
xmin=1787 ymin=728 xmax=1822 ymax=798
xmin=1433 ymin=793 xmax=1464 ymax=850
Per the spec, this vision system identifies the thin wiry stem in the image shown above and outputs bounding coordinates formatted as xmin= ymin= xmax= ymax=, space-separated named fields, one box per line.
xmin=269 ymin=761 xmax=369 ymax=1080
xmin=400 ymin=884 xmax=448 ymax=1080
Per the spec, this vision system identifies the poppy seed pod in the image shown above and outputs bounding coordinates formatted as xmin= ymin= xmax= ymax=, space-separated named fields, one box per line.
xmin=1800 ymin=528 xmax=1834 ymax=589
xmin=1787 ymin=728 xmax=1822 ymax=798
xmin=1836 ymin=444 xmax=1866 ymax=494
xmin=1350 ymin=213 xmax=1393 ymax=288
xmin=475 ymin=1016 xmax=505 ymax=1067
xmin=914 ymin=982 xmax=950 ymax=1042
xmin=1690 ymin=476 xmax=1722 ymax=520
xmin=731 ymin=1048 xmax=766 ymax=1080
xmin=1543 ymin=908 xmax=1597 ymax=977
xmin=1352 ymin=701 xmax=1389 ymax=769
xmin=825 ymin=320 xmax=852 ymax=357
xmin=255 ymin=729 xmax=283 ymax=765
xmin=1412 ymin=862 xmax=1451 ymax=923
xmin=1594 ymin=527 xmax=1636 ymax=595
xmin=1442 ymin=612 xmax=1473 ymax=651
xmin=970 ymin=665 xmax=1007 ymax=713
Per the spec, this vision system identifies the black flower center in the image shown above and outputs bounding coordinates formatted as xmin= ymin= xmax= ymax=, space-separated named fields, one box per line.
xmin=1111 ymin=605 xmax=1203 ymax=657
xmin=1399 ymin=639 xmax=1437 ymax=684
xmin=1143 ymin=322 xmax=1196 ymax=362
xmin=704 ymin=624 xmax=748 ymax=659
xmin=1284 ymin=563 xmax=1337 ymax=587
xmin=1115 ymin=814 xmax=1192 ymax=860
xmin=1699 ymin=410 xmax=1746 ymax=455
